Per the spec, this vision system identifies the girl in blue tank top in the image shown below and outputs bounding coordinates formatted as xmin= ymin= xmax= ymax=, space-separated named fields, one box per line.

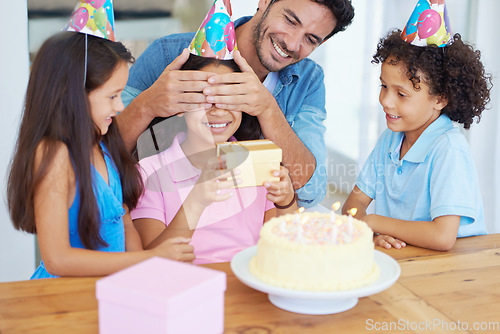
xmin=7 ymin=32 xmax=194 ymax=279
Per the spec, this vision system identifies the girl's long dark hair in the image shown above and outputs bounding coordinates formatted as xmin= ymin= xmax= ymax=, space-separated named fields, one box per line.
xmin=7 ymin=32 xmax=143 ymax=250
xmin=149 ymin=54 xmax=262 ymax=151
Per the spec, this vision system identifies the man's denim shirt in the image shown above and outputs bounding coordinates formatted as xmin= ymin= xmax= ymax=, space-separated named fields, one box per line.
xmin=123 ymin=16 xmax=327 ymax=208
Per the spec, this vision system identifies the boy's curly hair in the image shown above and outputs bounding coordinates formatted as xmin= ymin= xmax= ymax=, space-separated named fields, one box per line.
xmin=372 ymin=29 xmax=492 ymax=129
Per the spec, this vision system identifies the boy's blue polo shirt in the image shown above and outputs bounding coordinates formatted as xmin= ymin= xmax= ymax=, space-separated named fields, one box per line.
xmin=356 ymin=114 xmax=487 ymax=237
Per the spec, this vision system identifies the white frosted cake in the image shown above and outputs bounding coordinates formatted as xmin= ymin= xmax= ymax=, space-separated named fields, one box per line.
xmin=249 ymin=212 xmax=380 ymax=291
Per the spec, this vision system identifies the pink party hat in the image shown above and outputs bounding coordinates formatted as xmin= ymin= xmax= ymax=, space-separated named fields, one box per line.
xmin=401 ymin=0 xmax=452 ymax=47
xmin=189 ymin=0 xmax=237 ymax=59
xmin=66 ymin=0 xmax=115 ymax=41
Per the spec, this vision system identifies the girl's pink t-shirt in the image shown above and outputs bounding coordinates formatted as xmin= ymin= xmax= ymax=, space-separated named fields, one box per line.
xmin=131 ymin=134 xmax=274 ymax=264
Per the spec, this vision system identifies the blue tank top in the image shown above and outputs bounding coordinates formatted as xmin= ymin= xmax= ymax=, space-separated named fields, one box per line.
xmin=31 ymin=143 xmax=126 ymax=279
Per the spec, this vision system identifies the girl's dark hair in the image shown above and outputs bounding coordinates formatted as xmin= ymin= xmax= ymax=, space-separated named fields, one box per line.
xmin=372 ymin=29 xmax=492 ymax=129
xmin=150 ymin=54 xmax=262 ymax=150
xmin=7 ymin=32 xmax=143 ymax=250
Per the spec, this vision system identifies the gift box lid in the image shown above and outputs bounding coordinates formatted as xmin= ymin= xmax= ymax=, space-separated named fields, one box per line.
xmin=217 ymin=139 xmax=282 ymax=164
xmin=96 ymin=257 xmax=226 ymax=317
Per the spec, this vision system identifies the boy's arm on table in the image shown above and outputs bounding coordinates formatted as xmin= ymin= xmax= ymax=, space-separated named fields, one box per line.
xmin=343 ymin=186 xmax=460 ymax=251
xmin=342 ymin=185 xmax=373 ymax=217
xmin=343 ymin=186 xmax=405 ymax=250
xmin=362 ymin=214 xmax=460 ymax=251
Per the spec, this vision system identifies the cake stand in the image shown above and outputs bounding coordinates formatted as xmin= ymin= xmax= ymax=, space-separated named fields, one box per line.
xmin=230 ymin=246 xmax=401 ymax=315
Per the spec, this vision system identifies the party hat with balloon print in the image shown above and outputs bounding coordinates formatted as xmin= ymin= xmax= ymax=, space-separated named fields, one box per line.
xmin=66 ymin=0 xmax=115 ymax=41
xmin=401 ymin=0 xmax=452 ymax=47
xmin=189 ymin=0 xmax=237 ymax=59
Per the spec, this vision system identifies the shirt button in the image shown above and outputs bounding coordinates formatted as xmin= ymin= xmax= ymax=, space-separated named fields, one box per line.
xmin=397 ymin=168 xmax=403 ymax=175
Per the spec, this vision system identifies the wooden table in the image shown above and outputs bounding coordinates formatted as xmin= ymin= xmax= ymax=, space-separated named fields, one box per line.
xmin=1 ymin=234 xmax=499 ymax=334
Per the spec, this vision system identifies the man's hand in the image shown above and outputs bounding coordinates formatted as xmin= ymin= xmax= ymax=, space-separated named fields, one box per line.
xmin=203 ymin=50 xmax=317 ymax=189
xmin=138 ymin=48 xmax=214 ymax=119
xmin=203 ymin=50 xmax=278 ymax=119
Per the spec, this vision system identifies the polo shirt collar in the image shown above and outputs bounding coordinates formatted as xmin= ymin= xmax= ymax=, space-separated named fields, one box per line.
xmin=389 ymin=114 xmax=454 ymax=164
xmin=164 ymin=133 xmax=200 ymax=183
xmin=388 ymin=132 xmax=404 ymax=165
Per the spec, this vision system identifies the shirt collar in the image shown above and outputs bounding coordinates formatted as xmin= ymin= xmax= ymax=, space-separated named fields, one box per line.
xmin=163 ymin=133 xmax=200 ymax=183
xmin=388 ymin=132 xmax=404 ymax=165
xmin=390 ymin=114 xmax=454 ymax=163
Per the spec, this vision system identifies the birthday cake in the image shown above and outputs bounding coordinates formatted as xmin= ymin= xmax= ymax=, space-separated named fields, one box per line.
xmin=249 ymin=212 xmax=380 ymax=291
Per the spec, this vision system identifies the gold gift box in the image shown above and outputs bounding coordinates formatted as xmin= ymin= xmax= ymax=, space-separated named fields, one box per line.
xmin=216 ymin=139 xmax=282 ymax=188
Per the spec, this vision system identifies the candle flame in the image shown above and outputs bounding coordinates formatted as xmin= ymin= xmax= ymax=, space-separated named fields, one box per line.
xmin=297 ymin=207 xmax=305 ymax=214
xmin=349 ymin=208 xmax=358 ymax=216
xmin=331 ymin=201 xmax=341 ymax=211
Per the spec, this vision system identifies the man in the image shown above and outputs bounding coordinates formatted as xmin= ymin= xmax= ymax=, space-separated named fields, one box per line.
xmin=117 ymin=0 xmax=355 ymax=207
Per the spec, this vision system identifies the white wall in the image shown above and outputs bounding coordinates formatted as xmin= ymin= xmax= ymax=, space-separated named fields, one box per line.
xmin=469 ymin=0 xmax=500 ymax=233
xmin=232 ymin=1 xmax=257 ymax=20
xmin=0 ymin=1 xmax=35 ymax=282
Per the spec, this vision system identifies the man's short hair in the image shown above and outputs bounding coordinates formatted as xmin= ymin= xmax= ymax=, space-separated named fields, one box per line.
xmin=319 ymin=0 xmax=355 ymax=40
xmin=269 ymin=0 xmax=355 ymax=41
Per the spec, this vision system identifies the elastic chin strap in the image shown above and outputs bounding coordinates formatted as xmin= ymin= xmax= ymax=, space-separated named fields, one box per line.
xmin=84 ymin=33 xmax=88 ymax=86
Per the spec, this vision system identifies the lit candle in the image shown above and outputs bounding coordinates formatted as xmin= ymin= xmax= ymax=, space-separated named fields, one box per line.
xmin=348 ymin=208 xmax=357 ymax=241
xmin=330 ymin=201 xmax=341 ymax=224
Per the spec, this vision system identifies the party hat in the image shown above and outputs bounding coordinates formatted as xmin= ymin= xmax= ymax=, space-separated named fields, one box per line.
xmin=401 ymin=0 xmax=452 ymax=47
xmin=189 ymin=0 xmax=237 ymax=60
xmin=65 ymin=0 xmax=115 ymax=41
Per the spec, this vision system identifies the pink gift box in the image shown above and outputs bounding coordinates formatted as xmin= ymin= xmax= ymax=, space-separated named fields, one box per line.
xmin=96 ymin=257 xmax=227 ymax=334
